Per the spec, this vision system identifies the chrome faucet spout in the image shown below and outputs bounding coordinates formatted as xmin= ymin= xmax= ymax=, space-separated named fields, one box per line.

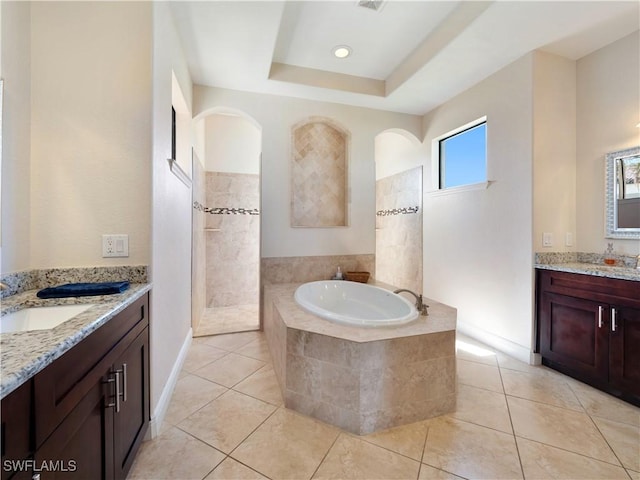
xmin=393 ymin=288 xmax=429 ymax=316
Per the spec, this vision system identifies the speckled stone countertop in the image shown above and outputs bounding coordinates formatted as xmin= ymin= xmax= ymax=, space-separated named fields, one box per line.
xmin=265 ymin=281 xmax=457 ymax=343
xmin=1 ymin=283 xmax=151 ymax=399
xmin=535 ymin=252 xmax=640 ymax=282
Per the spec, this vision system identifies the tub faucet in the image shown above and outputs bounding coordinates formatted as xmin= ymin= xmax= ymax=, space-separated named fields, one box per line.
xmin=393 ymin=289 xmax=429 ymax=316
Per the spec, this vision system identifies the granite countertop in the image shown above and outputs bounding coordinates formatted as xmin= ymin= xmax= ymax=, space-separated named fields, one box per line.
xmin=0 ymin=283 xmax=152 ymax=399
xmin=265 ymin=281 xmax=457 ymax=343
xmin=535 ymin=262 xmax=640 ymax=282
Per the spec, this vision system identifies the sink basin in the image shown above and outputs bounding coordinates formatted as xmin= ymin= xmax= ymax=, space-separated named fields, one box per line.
xmin=0 ymin=304 xmax=95 ymax=334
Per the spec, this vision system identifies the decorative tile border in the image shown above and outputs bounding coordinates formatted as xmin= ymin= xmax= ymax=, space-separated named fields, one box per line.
xmin=376 ymin=206 xmax=419 ymax=216
xmin=193 ymin=201 xmax=259 ymax=216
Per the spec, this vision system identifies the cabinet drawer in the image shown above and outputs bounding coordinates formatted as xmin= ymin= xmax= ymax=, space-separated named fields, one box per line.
xmin=538 ymin=270 xmax=640 ymax=308
xmin=34 ymin=294 xmax=149 ymax=448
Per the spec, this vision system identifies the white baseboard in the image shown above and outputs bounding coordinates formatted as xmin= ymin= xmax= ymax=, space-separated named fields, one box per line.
xmin=147 ymin=328 xmax=192 ymax=439
xmin=457 ymin=321 xmax=534 ymax=365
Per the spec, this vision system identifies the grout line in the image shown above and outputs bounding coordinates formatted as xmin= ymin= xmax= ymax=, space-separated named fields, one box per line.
xmin=309 ymin=430 xmax=342 ymax=479
xmin=497 ymin=361 xmax=526 ymax=480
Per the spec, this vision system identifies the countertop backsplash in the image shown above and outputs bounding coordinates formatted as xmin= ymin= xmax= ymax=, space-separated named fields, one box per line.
xmin=1 ymin=265 xmax=148 ymax=299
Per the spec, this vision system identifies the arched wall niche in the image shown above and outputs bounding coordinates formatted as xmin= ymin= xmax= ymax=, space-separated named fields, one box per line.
xmin=290 ymin=116 xmax=350 ymax=227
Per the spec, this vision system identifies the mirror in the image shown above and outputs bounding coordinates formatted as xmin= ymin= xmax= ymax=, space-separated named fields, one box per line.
xmin=606 ymin=146 xmax=640 ymax=239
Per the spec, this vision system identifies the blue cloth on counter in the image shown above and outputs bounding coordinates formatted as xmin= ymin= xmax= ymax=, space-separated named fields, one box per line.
xmin=37 ymin=281 xmax=130 ymax=299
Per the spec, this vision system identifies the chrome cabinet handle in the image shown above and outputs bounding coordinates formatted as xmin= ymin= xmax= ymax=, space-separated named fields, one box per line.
xmin=114 ymin=370 xmax=121 ymax=413
xmin=121 ymin=363 xmax=128 ymax=403
xmin=598 ymin=306 xmax=603 ymax=328
xmin=104 ymin=373 xmax=116 ymax=411
xmin=611 ymin=308 xmax=617 ymax=332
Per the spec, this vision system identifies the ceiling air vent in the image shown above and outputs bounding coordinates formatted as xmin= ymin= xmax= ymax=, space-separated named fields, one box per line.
xmin=357 ymin=0 xmax=385 ymax=12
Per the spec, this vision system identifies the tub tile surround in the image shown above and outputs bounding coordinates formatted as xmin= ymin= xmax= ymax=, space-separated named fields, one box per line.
xmin=264 ymin=282 xmax=457 ymax=435
xmin=535 ymin=251 xmax=640 ymax=281
xmin=261 ymin=254 xmax=375 ymax=286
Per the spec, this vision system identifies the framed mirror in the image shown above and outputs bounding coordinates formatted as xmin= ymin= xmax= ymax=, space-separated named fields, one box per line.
xmin=605 ymin=146 xmax=640 ymax=239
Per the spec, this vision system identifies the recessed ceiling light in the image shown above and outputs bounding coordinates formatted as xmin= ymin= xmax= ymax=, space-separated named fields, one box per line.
xmin=333 ymin=45 xmax=352 ymax=59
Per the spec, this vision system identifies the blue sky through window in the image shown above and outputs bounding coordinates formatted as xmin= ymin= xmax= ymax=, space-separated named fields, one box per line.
xmin=440 ymin=123 xmax=486 ymax=188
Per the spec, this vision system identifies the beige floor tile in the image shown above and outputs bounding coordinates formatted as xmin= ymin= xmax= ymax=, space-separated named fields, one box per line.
xmin=422 ymin=416 xmax=523 ymax=479
xmin=455 ymin=336 xmax=498 ymax=366
xmin=128 ymin=426 xmax=225 ymax=480
xmin=178 ymin=389 xmax=276 ymax=453
xmin=569 ymin=382 xmax=640 ymax=427
xmin=496 ymin=352 xmax=545 ymax=374
xmin=361 ymin=420 xmax=430 ymax=461
xmin=628 ymin=469 xmax=640 ymax=480
xmin=194 ymin=352 xmax=265 ymax=387
xmin=232 ymin=408 xmax=340 ymax=480
xmin=182 ymin=343 xmax=229 ymax=373
xmin=457 ymin=358 xmax=504 ymax=393
xmin=164 ymin=374 xmax=228 ymax=426
xmin=195 ymin=305 xmax=260 ymax=337
xmin=507 ymin=396 xmax=619 ymax=464
xmin=592 ymin=416 xmax=640 ymax=471
xmin=202 ymin=331 xmax=263 ymax=352
xmin=418 ymin=464 xmax=465 ymax=479
xmin=205 ymin=457 xmax=269 ymax=480
xmin=236 ymin=337 xmax=273 ymax=363
xmin=233 ymin=364 xmax=284 ymax=406
xmin=500 ymin=368 xmax=584 ymax=411
xmin=517 ymin=436 xmax=629 ymax=479
xmin=451 ymin=384 xmax=512 ymax=433
xmin=313 ymin=433 xmax=420 ymax=480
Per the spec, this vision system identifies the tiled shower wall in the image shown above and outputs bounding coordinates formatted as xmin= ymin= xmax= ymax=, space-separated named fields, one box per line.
xmin=291 ymin=119 xmax=348 ymax=227
xmin=375 ymin=166 xmax=423 ymax=293
xmin=191 ymin=154 xmax=207 ymax=330
xmin=204 ymin=172 xmax=260 ymax=308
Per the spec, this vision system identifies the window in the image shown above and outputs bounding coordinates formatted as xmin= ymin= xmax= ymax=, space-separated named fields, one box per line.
xmin=438 ymin=119 xmax=486 ymax=189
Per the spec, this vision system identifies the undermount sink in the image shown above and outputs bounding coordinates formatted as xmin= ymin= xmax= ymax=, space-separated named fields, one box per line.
xmin=0 ymin=304 xmax=95 ymax=334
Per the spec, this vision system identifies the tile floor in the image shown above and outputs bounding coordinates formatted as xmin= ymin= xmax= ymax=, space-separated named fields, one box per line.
xmin=193 ymin=305 xmax=260 ymax=337
xmin=128 ymin=331 xmax=640 ymax=480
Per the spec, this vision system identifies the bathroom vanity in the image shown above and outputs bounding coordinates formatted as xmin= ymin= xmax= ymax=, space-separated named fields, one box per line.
xmin=536 ymin=268 xmax=640 ymax=406
xmin=0 ymin=288 xmax=150 ymax=480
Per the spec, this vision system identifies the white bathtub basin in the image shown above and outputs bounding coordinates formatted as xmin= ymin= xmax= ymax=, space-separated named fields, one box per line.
xmin=0 ymin=304 xmax=95 ymax=334
xmin=294 ymin=280 xmax=418 ymax=327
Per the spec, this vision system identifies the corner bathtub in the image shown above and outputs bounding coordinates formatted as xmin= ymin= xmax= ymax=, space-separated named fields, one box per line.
xmin=294 ymin=280 xmax=418 ymax=327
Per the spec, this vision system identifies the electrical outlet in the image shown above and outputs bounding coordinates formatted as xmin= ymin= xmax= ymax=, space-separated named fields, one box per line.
xmin=542 ymin=232 xmax=553 ymax=247
xmin=102 ymin=234 xmax=129 ymax=258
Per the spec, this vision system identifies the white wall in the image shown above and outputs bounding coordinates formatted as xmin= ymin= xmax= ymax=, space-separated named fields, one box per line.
xmin=205 ymin=114 xmax=261 ymax=174
xmin=423 ymin=54 xmax=535 ymax=359
xmin=150 ymin=2 xmax=193 ymax=434
xmin=576 ymin=31 xmax=640 ymax=256
xmin=193 ymin=86 xmax=422 ymax=258
xmin=0 ymin=1 xmax=31 ymax=274
xmin=532 ymin=51 xmax=577 ymax=253
xmin=375 ymin=130 xmax=425 ymax=181
xmin=29 ymin=2 xmax=152 ymax=268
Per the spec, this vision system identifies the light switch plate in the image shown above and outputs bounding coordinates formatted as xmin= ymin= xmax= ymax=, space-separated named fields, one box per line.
xmin=542 ymin=232 xmax=553 ymax=247
xmin=102 ymin=234 xmax=129 ymax=258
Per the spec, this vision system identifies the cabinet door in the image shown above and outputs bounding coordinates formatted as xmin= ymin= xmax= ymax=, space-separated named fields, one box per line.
xmin=609 ymin=306 xmax=640 ymax=401
xmin=539 ymin=292 xmax=609 ymax=383
xmin=34 ymin=371 xmax=114 ymax=480
xmin=113 ymin=327 xmax=149 ymax=480
xmin=1 ymin=381 xmax=32 ymax=480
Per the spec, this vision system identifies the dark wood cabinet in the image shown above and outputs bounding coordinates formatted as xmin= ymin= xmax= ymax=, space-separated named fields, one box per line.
xmin=537 ymin=270 xmax=640 ymax=406
xmin=0 ymin=292 xmax=149 ymax=480
xmin=1 ymin=381 xmax=32 ymax=480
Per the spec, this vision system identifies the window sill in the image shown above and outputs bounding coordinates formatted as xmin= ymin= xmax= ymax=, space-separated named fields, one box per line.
xmin=168 ymin=158 xmax=192 ymax=187
xmin=426 ymin=180 xmax=492 ymax=197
